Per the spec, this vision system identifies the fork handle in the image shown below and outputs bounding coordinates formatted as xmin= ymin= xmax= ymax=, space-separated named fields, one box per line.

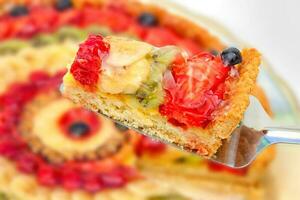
xmin=264 ymin=127 xmax=300 ymax=144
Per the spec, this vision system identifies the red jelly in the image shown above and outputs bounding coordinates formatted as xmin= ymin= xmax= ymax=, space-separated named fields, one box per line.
xmin=159 ymin=52 xmax=230 ymax=128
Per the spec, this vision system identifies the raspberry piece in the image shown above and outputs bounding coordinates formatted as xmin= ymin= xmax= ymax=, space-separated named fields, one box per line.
xmin=70 ymin=34 xmax=110 ymax=86
xmin=16 ymin=152 xmax=40 ymax=173
xmin=82 ymin=173 xmax=102 ymax=192
xmin=37 ymin=165 xmax=59 ymax=186
xmin=61 ymin=169 xmax=82 ymax=190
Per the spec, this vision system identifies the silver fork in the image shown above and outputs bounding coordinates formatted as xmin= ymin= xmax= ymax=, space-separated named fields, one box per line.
xmin=211 ymin=96 xmax=300 ymax=168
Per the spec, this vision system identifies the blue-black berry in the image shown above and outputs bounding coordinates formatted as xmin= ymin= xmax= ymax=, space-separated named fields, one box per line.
xmin=221 ymin=47 xmax=242 ymax=66
xmin=10 ymin=5 xmax=29 ymax=17
xmin=68 ymin=122 xmax=90 ymax=137
xmin=138 ymin=12 xmax=158 ymax=26
xmin=55 ymin=0 xmax=73 ymax=11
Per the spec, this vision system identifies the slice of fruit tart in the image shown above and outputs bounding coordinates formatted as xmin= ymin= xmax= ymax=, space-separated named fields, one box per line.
xmin=62 ymin=34 xmax=261 ymax=157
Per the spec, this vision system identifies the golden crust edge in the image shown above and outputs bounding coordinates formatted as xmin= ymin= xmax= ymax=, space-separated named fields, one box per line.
xmin=209 ymin=49 xmax=261 ymax=141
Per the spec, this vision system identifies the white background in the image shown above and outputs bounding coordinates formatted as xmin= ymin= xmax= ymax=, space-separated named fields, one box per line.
xmin=172 ymin=0 xmax=300 ymax=103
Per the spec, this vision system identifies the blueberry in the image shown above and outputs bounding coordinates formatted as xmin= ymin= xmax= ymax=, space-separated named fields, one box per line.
xmin=114 ymin=122 xmax=129 ymax=132
xmin=10 ymin=5 xmax=29 ymax=17
xmin=221 ymin=47 xmax=242 ymax=66
xmin=138 ymin=12 xmax=158 ymax=26
xmin=55 ymin=0 xmax=73 ymax=11
xmin=68 ymin=122 xmax=90 ymax=137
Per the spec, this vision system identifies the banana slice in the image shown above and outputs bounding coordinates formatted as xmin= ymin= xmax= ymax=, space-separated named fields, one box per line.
xmin=104 ymin=36 xmax=153 ymax=67
xmin=100 ymin=58 xmax=150 ymax=94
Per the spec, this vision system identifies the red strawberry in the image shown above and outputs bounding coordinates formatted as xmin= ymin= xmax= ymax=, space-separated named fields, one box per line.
xmin=80 ymin=7 xmax=131 ymax=31
xmin=177 ymin=38 xmax=202 ymax=55
xmin=30 ymin=7 xmax=59 ymax=33
xmin=159 ymin=52 xmax=230 ymax=127
xmin=82 ymin=173 xmax=102 ymax=192
xmin=0 ymin=18 xmax=12 ymax=39
xmin=143 ymin=27 xmax=180 ymax=47
xmin=56 ymin=9 xmax=82 ymax=27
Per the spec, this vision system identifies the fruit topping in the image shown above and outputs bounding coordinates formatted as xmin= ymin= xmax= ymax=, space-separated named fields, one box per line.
xmin=138 ymin=12 xmax=158 ymax=27
xmin=221 ymin=47 xmax=242 ymax=66
xmin=9 ymin=5 xmax=29 ymax=17
xmin=159 ymin=52 xmax=230 ymax=127
xmin=55 ymin=0 xmax=73 ymax=11
xmin=144 ymin=27 xmax=180 ymax=47
xmin=136 ymin=46 xmax=180 ymax=108
xmin=68 ymin=122 xmax=91 ymax=138
xmin=70 ymin=34 xmax=110 ymax=86
xmin=104 ymin=36 xmax=152 ymax=67
xmin=59 ymin=108 xmax=100 ymax=140
xmin=98 ymin=36 xmax=152 ymax=94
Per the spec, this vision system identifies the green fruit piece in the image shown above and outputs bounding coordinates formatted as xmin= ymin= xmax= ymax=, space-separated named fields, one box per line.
xmin=0 ymin=39 xmax=29 ymax=55
xmin=135 ymin=46 xmax=180 ymax=108
xmin=55 ymin=26 xmax=87 ymax=42
xmin=31 ymin=34 xmax=58 ymax=47
xmin=151 ymin=46 xmax=181 ymax=65
xmin=86 ymin=25 xmax=112 ymax=36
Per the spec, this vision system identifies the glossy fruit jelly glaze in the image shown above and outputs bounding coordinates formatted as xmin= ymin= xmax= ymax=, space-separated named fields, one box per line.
xmin=0 ymin=5 xmax=202 ymax=55
xmin=159 ymin=52 xmax=231 ymax=128
xmin=0 ymin=70 xmax=140 ymax=192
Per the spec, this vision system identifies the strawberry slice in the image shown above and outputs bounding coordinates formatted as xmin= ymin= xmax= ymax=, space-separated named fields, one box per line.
xmin=159 ymin=52 xmax=230 ymax=127
xmin=143 ymin=27 xmax=180 ymax=47
xmin=81 ymin=7 xmax=131 ymax=32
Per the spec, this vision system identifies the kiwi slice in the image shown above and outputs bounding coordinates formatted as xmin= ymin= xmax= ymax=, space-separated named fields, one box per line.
xmin=0 ymin=39 xmax=29 ymax=55
xmin=31 ymin=34 xmax=58 ymax=47
xmin=136 ymin=46 xmax=180 ymax=108
xmin=55 ymin=26 xmax=87 ymax=42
